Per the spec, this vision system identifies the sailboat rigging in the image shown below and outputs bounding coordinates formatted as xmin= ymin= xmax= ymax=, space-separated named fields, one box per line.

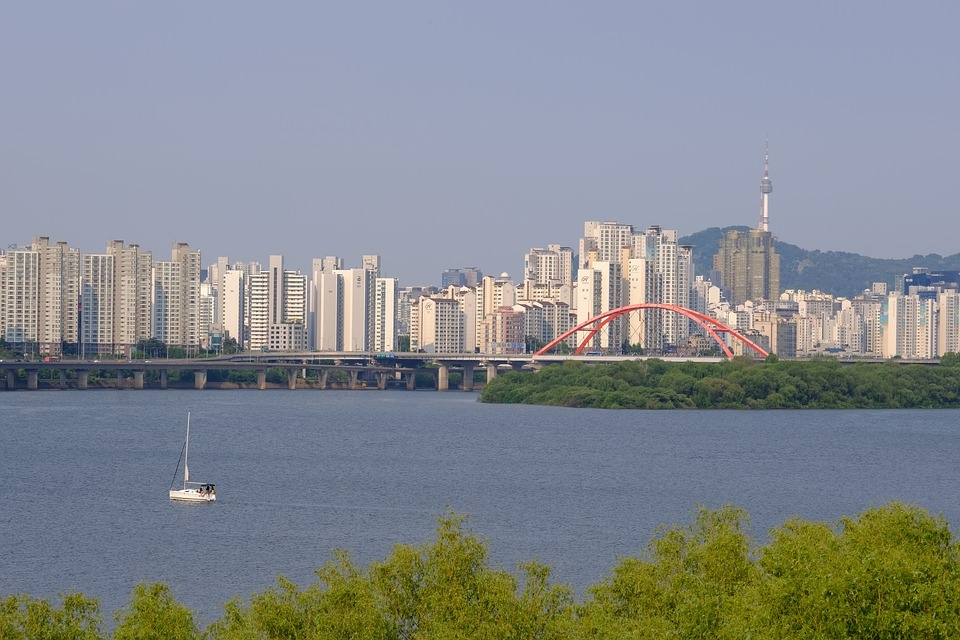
xmin=169 ymin=412 xmax=216 ymax=502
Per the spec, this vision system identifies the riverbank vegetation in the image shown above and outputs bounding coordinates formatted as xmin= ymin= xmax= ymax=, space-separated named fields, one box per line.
xmin=4 ymin=503 xmax=960 ymax=638
xmin=478 ymin=356 xmax=960 ymax=409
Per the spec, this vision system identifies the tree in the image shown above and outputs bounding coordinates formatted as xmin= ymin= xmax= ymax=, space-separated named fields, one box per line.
xmin=113 ymin=582 xmax=199 ymax=640
xmin=0 ymin=592 xmax=103 ymax=640
xmin=396 ymin=334 xmax=410 ymax=352
xmin=940 ymin=352 xmax=960 ymax=366
xmin=221 ymin=337 xmax=239 ymax=355
xmin=578 ymin=504 xmax=759 ymax=638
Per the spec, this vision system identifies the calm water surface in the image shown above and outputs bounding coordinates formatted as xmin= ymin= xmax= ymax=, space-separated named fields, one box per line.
xmin=2 ymin=390 xmax=959 ymax=624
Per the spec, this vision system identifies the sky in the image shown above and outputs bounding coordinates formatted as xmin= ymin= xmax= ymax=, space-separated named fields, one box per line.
xmin=2 ymin=2 xmax=958 ymax=286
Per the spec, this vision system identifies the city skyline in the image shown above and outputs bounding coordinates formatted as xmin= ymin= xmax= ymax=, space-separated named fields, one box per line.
xmin=2 ymin=3 xmax=958 ymax=285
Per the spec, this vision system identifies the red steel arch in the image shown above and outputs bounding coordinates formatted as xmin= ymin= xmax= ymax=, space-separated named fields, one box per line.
xmin=534 ymin=303 xmax=769 ymax=360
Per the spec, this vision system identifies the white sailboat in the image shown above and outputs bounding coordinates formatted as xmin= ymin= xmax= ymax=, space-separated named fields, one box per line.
xmin=169 ymin=412 xmax=216 ymax=502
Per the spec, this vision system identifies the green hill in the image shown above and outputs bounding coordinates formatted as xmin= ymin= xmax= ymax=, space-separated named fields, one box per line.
xmin=679 ymin=226 xmax=960 ymax=299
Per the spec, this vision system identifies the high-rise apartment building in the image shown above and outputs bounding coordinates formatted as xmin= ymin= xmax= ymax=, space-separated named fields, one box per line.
xmin=34 ymin=237 xmax=80 ymax=355
xmin=412 ymin=296 xmax=463 ymax=353
xmin=523 ymin=244 xmax=573 ymax=302
xmin=881 ymin=293 xmax=937 ymax=359
xmin=0 ymin=238 xmax=80 ymax=356
xmin=106 ymin=241 xmax=153 ymax=356
xmin=373 ymin=277 xmax=398 ymax=353
xmin=0 ymin=246 xmax=41 ymax=350
xmin=248 ymin=255 xmax=307 ymax=351
xmin=625 ymin=226 xmax=693 ymax=352
xmin=221 ymin=269 xmax=245 ymax=346
xmin=80 ymin=253 xmax=115 ymax=356
xmin=576 ymin=261 xmax=622 ymax=352
xmin=153 ymin=243 xmax=201 ymax=352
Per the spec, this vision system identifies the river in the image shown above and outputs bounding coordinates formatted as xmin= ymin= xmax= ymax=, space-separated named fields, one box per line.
xmin=1 ymin=389 xmax=957 ymax=624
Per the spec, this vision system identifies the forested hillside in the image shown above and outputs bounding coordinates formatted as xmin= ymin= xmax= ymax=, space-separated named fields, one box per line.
xmin=680 ymin=226 xmax=960 ymax=298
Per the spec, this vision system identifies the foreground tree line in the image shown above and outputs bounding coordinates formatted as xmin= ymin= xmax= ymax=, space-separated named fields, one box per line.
xmin=5 ymin=503 xmax=960 ymax=638
xmin=479 ymin=356 xmax=960 ymax=409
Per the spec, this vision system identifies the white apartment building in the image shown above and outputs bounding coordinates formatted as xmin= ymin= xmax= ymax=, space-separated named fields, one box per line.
xmin=221 ymin=269 xmax=245 ymax=346
xmin=579 ymin=221 xmax=633 ymax=269
xmin=248 ymin=255 xmax=306 ymax=352
xmin=338 ymin=268 xmax=372 ymax=352
xmin=515 ymin=300 xmax=577 ymax=351
xmin=938 ymin=290 xmax=960 ymax=356
xmin=373 ymin=277 xmax=397 ymax=353
xmin=0 ymin=247 xmax=41 ymax=348
xmin=576 ymin=261 xmax=622 ymax=352
xmin=35 ymin=237 xmax=80 ymax=355
xmin=524 ymin=245 xmax=573 ymax=287
xmin=106 ymin=241 xmax=153 ymax=356
xmin=80 ymin=253 xmax=115 ymax=356
xmin=198 ymin=283 xmax=216 ymax=348
xmin=475 ymin=274 xmax=516 ymax=353
xmin=882 ymin=293 xmax=937 ymax=359
xmin=395 ymin=286 xmax=437 ymax=340
xmin=413 ymin=296 xmax=463 ymax=353
xmin=1 ymin=238 xmax=83 ymax=357
xmin=205 ymin=256 xmax=230 ymax=327
xmin=443 ymin=285 xmax=478 ymax=354
xmin=624 ymin=226 xmax=692 ymax=352
xmin=152 ymin=260 xmax=184 ymax=348
xmin=152 ymin=243 xmax=201 ymax=352
xmin=310 ymin=257 xmax=389 ymax=353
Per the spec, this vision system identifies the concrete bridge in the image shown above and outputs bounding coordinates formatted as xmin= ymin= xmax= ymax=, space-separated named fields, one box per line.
xmin=0 ymin=352 xmax=724 ymax=391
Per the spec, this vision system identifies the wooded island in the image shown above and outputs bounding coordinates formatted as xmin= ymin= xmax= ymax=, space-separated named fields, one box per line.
xmin=479 ymin=356 xmax=960 ymax=409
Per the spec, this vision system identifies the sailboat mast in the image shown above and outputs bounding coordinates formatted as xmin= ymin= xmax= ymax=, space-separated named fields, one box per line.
xmin=183 ymin=412 xmax=190 ymax=488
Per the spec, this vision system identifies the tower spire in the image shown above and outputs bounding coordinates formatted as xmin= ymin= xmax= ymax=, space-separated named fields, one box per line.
xmin=759 ymin=140 xmax=773 ymax=232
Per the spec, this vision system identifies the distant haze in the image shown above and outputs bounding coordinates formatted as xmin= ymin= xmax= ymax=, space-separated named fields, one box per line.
xmin=2 ymin=2 xmax=957 ymax=286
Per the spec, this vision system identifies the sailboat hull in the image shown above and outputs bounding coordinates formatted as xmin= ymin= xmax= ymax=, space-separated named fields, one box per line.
xmin=169 ymin=488 xmax=216 ymax=502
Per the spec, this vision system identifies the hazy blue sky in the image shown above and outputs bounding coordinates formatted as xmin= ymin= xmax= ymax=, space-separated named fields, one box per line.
xmin=2 ymin=2 xmax=957 ymax=285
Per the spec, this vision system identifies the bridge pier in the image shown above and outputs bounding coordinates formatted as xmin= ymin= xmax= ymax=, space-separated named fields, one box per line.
xmin=319 ymin=369 xmax=328 ymax=389
xmin=160 ymin=369 xmax=168 ymax=390
xmin=27 ymin=369 xmax=38 ymax=390
xmin=462 ymin=364 xmax=474 ymax=391
xmin=116 ymin=373 xmax=124 ymax=389
xmin=486 ymin=364 xmax=498 ymax=382
xmin=134 ymin=370 xmax=144 ymax=390
xmin=286 ymin=368 xmax=298 ymax=390
xmin=257 ymin=370 xmax=267 ymax=390
xmin=404 ymin=371 xmax=416 ymax=390
xmin=348 ymin=370 xmax=359 ymax=389
xmin=376 ymin=372 xmax=388 ymax=390
xmin=194 ymin=370 xmax=206 ymax=390
xmin=437 ymin=365 xmax=449 ymax=391
xmin=59 ymin=369 xmax=67 ymax=390
xmin=4 ymin=370 xmax=13 ymax=390
xmin=77 ymin=370 xmax=88 ymax=389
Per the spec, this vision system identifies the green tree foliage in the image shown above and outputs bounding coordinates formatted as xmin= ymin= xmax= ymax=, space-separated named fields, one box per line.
xmin=578 ymin=504 xmax=758 ymax=638
xmin=9 ymin=504 xmax=960 ymax=637
xmin=209 ymin=511 xmax=573 ymax=640
xmin=479 ymin=358 xmax=960 ymax=409
xmin=940 ymin=352 xmax=960 ymax=366
xmin=0 ymin=592 xmax=103 ymax=640
xmin=113 ymin=583 xmax=200 ymax=640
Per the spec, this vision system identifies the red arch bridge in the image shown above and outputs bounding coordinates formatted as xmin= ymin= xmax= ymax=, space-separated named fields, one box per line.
xmin=534 ymin=303 xmax=769 ymax=360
